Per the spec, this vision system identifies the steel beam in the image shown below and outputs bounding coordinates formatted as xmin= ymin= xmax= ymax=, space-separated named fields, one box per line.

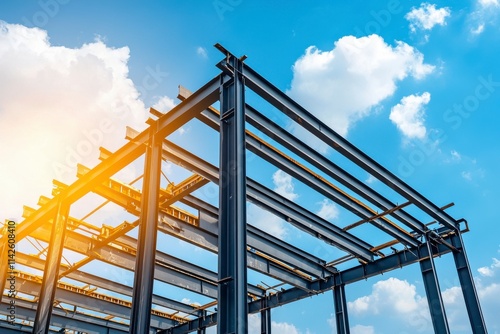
xmin=156 ymin=136 xmax=376 ymax=262
xmin=217 ymin=54 xmax=248 ymax=334
xmin=244 ymin=128 xmax=420 ymax=249
xmin=450 ymin=232 xmax=487 ymax=334
xmin=160 ymin=236 xmax=457 ymax=334
xmin=28 ymin=218 xmax=264 ymax=299
xmin=420 ymin=239 xmax=450 ymax=334
xmin=16 ymin=252 xmax=198 ymax=316
xmin=333 ymin=280 xmax=350 ymax=334
xmin=235 ymin=60 xmax=458 ymax=232
xmin=130 ymin=126 xmax=163 ymax=333
xmin=13 ymin=272 xmax=177 ymax=330
xmin=33 ymin=200 xmax=69 ymax=334
xmin=244 ymin=105 xmax=427 ymax=234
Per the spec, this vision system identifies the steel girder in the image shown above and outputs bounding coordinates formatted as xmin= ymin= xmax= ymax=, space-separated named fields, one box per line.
xmin=236 ymin=60 xmax=458 ymax=232
xmin=159 ymin=232 xmax=459 ymax=334
xmin=25 ymin=220 xmax=265 ymax=299
xmin=15 ymin=252 xmax=199 ymax=316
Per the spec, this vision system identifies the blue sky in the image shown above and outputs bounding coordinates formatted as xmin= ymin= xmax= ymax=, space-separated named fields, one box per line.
xmin=1 ymin=1 xmax=500 ymax=333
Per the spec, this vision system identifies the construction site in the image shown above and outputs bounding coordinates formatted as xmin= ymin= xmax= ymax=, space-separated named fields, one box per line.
xmin=0 ymin=45 xmax=488 ymax=334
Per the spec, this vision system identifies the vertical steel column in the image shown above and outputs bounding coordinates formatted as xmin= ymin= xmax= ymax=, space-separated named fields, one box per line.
xmin=217 ymin=54 xmax=248 ymax=334
xmin=333 ymin=277 xmax=350 ymax=334
xmin=33 ymin=200 xmax=69 ymax=334
xmin=451 ymin=231 xmax=487 ymax=333
xmin=129 ymin=126 xmax=163 ymax=334
xmin=420 ymin=239 xmax=450 ymax=334
xmin=261 ymin=308 xmax=271 ymax=334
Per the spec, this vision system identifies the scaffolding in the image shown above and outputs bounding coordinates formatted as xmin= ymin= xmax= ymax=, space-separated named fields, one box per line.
xmin=0 ymin=45 xmax=487 ymax=334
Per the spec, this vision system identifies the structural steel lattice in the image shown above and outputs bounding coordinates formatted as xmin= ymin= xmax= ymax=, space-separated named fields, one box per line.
xmin=0 ymin=45 xmax=487 ymax=334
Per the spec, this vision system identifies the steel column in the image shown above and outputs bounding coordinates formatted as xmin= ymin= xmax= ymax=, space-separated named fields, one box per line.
xmin=33 ymin=199 xmax=69 ymax=334
xmin=450 ymin=231 xmax=487 ymax=333
xmin=261 ymin=307 xmax=271 ymax=334
xmin=129 ymin=127 xmax=163 ymax=334
xmin=333 ymin=280 xmax=350 ymax=334
xmin=218 ymin=54 xmax=248 ymax=334
xmin=420 ymin=239 xmax=450 ymax=334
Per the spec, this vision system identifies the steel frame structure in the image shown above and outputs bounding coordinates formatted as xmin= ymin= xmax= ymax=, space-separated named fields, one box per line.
xmin=0 ymin=45 xmax=487 ymax=334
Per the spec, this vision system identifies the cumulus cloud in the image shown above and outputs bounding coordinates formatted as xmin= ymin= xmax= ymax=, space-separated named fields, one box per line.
xmin=0 ymin=22 xmax=172 ymax=219
xmin=405 ymin=3 xmax=451 ymax=32
xmin=389 ymin=92 xmax=430 ymax=140
xmin=349 ymin=277 xmax=425 ymax=315
xmin=316 ymin=199 xmax=339 ymax=221
xmin=287 ymin=35 xmax=433 ymax=151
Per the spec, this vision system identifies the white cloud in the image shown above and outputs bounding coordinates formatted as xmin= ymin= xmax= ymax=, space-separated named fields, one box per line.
xmin=180 ymin=298 xmax=201 ymax=307
xmin=389 ymin=92 xmax=430 ymax=140
xmin=461 ymin=171 xmax=472 ymax=181
xmin=351 ymin=325 xmax=375 ymax=334
xmin=152 ymin=95 xmax=176 ymax=112
xmin=197 ymin=46 xmax=208 ymax=58
xmin=478 ymin=266 xmax=494 ymax=277
xmin=273 ymin=169 xmax=299 ymax=201
xmin=468 ymin=0 xmax=500 ymax=35
xmin=0 ymin=22 xmax=170 ymax=220
xmin=478 ymin=257 xmax=500 ymax=277
xmin=349 ymin=277 xmax=424 ymax=315
xmin=248 ymin=314 xmax=300 ymax=334
xmin=247 ymin=170 xmax=299 ymax=239
xmin=287 ymin=35 xmax=434 ymax=149
xmin=316 ymin=199 xmax=339 ymax=221
xmin=479 ymin=0 xmax=499 ymax=7
xmin=405 ymin=3 xmax=451 ymax=32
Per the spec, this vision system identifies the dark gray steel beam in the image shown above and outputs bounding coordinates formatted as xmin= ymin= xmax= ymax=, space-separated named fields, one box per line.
xmin=160 ymin=235 xmax=457 ymax=334
xmin=161 ymin=138 xmax=376 ymax=262
xmin=130 ymin=128 xmax=163 ymax=334
xmin=1 ymin=299 xmax=130 ymax=334
xmin=28 ymin=222 xmax=264 ymax=300
xmin=184 ymin=195 xmax=329 ymax=278
xmin=420 ymin=240 xmax=450 ymax=333
xmin=235 ymin=60 xmax=457 ymax=232
xmin=33 ymin=200 xmax=69 ymax=334
xmin=15 ymin=252 xmax=198 ymax=316
xmin=246 ymin=180 xmax=375 ymax=261
xmin=333 ymin=280 xmax=350 ymax=334
xmin=12 ymin=275 xmax=175 ymax=330
xmin=450 ymin=232 xmax=487 ymax=334
xmin=217 ymin=55 xmax=248 ymax=334
xmin=245 ymin=133 xmax=420 ymax=249
xmin=245 ymin=105 xmax=427 ymax=234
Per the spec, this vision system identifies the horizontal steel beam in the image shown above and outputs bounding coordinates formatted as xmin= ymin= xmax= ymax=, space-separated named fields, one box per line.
xmin=15 ymin=252 xmax=199 ymax=316
xmin=151 ymin=133 xmax=376 ymax=262
xmin=235 ymin=60 xmax=457 ymax=231
xmin=244 ymin=104 xmax=427 ymax=234
xmin=12 ymin=273 xmax=176 ymax=330
xmin=1 ymin=299 xmax=130 ymax=334
xmin=27 ymin=220 xmax=264 ymax=299
xmin=160 ymin=234 xmax=456 ymax=334
xmin=87 ymin=173 xmax=319 ymax=288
